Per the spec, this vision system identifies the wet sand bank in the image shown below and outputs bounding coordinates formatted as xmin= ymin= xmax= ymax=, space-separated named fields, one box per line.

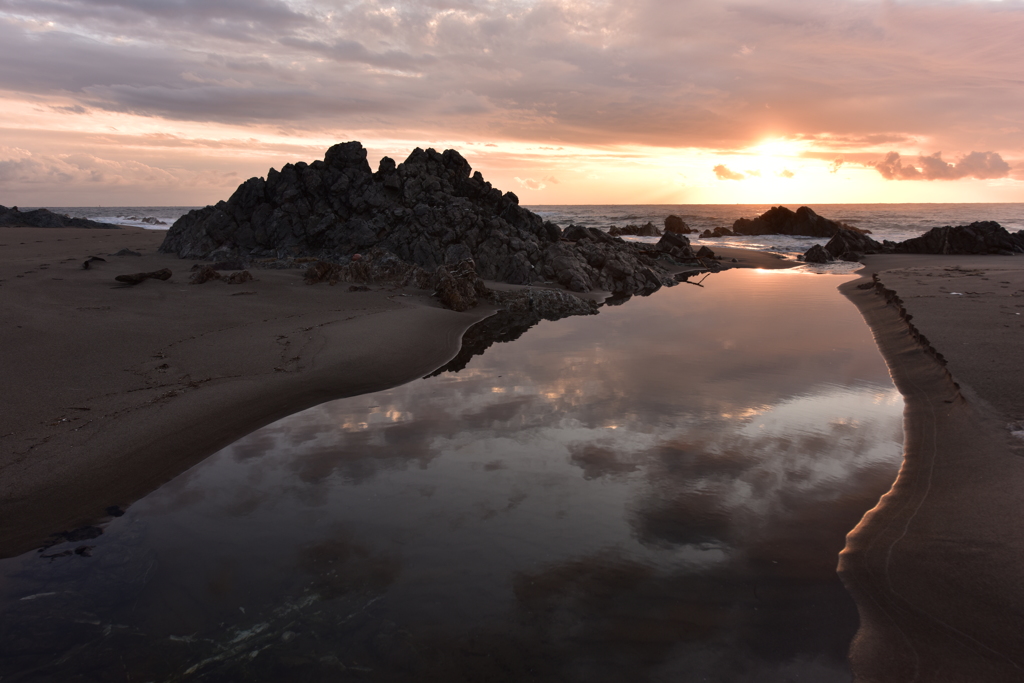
xmin=839 ymin=254 xmax=1024 ymax=682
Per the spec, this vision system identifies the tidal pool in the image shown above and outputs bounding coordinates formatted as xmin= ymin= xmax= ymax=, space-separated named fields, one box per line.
xmin=0 ymin=270 xmax=904 ymax=682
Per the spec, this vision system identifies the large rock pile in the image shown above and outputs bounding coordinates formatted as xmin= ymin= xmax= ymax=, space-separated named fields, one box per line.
xmin=732 ymin=206 xmax=867 ymax=237
xmin=0 ymin=205 xmax=119 ymax=229
xmin=160 ymin=142 xmax=687 ymax=296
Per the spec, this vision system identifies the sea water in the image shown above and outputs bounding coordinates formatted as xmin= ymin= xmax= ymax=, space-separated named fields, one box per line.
xmin=0 ymin=269 xmax=904 ymax=682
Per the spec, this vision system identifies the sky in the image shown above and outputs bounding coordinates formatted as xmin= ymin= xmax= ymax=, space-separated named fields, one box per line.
xmin=0 ymin=0 xmax=1022 ymax=206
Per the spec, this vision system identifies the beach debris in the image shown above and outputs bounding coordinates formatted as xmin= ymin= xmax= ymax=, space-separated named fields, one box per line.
xmin=110 ymin=248 xmax=141 ymax=257
xmin=189 ymin=266 xmax=254 ymax=284
xmin=434 ymin=259 xmax=489 ymax=312
xmin=348 ymin=285 xmax=370 ymax=292
xmin=664 ymin=215 xmax=693 ymax=234
xmin=82 ymin=256 xmax=106 ymax=269
xmin=115 ymin=268 xmax=172 ymax=285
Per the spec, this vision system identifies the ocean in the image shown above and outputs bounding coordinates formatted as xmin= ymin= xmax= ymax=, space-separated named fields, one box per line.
xmin=31 ymin=203 xmax=1024 ymax=269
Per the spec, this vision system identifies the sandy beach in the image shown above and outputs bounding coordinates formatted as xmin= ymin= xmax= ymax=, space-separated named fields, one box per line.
xmin=839 ymin=254 xmax=1024 ymax=681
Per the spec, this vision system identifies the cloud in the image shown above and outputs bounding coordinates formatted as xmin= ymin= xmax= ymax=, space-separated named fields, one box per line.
xmin=829 ymin=157 xmax=844 ymax=173
xmin=873 ymin=151 xmax=1011 ymax=181
xmin=713 ymin=164 xmax=745 ymax=181
xmin=778 ymin=169 xmax=795 ymax=178
xmin=744 ymin=169 xmax=761 ymax=177
xmin=514 ymin=177 xmax=547 ymax=190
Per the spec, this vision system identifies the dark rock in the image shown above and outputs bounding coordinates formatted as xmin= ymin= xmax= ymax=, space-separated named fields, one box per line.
xmin=656 ymin=232 xmax=695 ymax=261
xmin=189 ymin=266 xmax=222 ymax=284
xmin=110 ymin=248 xmax=141 ymax=257
xmin=699 ymin=227 xmax=733 ymax=239
xmin=664 ymin=215 xmax=692 ymax=234
xmin=885 ymin=221 xmax=1024 ymax=255
xmin=82 ymin=256 xmax=106 ymax=269
xmin=733 ymin=206 xmax=868 ymax=237
xmin=824 ymin=228 xmax=884 ymax=258
xmin=210 ymin=260 xmax=247 ymax=270
xmin=105 ymin=505 xmax=125 ymax=517
xmin=74 ymin=545 xmax=94 ymax=557
xmin=115 ymin=268 xmax=172 ymax=285
xmin=348 ymin=285 xmax=370 ymax=292
xmin=160 ymin=142 xmax=678 ymax=297
xmin=695 ymin=246 xmax=716 ymax=260
xmin=803 ymin=244 xmax=833 ymax=263
xmin=608 ymin=222 xmax=661 ymax=237
xmin=0 ymin=205 xmax=120 ymax=229
xmin=839 ymin=251 xmax=864 ymax=262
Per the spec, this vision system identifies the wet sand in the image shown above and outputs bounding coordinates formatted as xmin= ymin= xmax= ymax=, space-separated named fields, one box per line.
xmin=0 ymin=227 xmax=791 ymax=559
xmin=839 ymin=254 xmax=1024 ymax=682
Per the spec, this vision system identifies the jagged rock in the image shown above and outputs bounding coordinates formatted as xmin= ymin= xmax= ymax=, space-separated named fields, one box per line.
xmin=824 ymin=229 xmax=884 ymax=259
xmin=699 ymin=227 xmax=734 ymax=239
xmin=664 ymin=215 xmax=692 ymax=234
xmin=0 ymin=205 xmax=119 ymax=229
xmin=884 ymin=221 xmax=1024 ymax=255
xmin=115 ymin=269 xmax=172 ymax=285
xmin=803 ymin=244 xmax=833 ymax=263
xmin=839 ymin=251 xmax=863 ymax=262
xmin=303 ymin=249 xmax=434 ymax=288
xmin=696 ymin=246 xmax=716 ymax=260
xmin=608 ymin=222 xmax=661 ymax=237
xmin=225 ymin=270 xmax=254 ymax=284
xmin=656 ymin=232 xmax=695 ymax=261
xmin=160 ymin=142 xmax=677 ymax=297
xmin=733 ymin=206 xmax=868 ymax=237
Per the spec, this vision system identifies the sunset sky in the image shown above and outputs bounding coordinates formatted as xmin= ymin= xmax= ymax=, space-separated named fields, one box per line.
xmin=1 ymin=0 xmax=1022 ymax=206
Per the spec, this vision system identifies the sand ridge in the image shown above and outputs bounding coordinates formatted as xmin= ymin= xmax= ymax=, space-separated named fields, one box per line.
xmin=839 ymin=253 xmax=1024 ymax=682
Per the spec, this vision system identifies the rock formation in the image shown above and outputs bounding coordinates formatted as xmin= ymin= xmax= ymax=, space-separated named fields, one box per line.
xmin=733 ymin=206 xmax=867 ymax=238
xmin=608 ymin=222 xmax=661 ymax=237
xmin=803 ymin=244 xmax=833 ymax=264
xmin=699 ymin=227 xmax=735 ymax=239
xmin=664 ymin=215 xmax=693 ymax=234
xmin=884 ymin=221 xmax=1024 ymax=256
xmin=0 ymin=205 xmax=119 ymax=229
xmin=802 ymin=221 xmax=1024 ymax=263
xmin=160 ymin=142 xmax=687 ymax=296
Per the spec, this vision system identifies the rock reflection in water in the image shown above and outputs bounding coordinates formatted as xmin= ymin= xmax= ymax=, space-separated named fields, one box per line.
xmin=0 ymin=270 xmax=903 ymax=682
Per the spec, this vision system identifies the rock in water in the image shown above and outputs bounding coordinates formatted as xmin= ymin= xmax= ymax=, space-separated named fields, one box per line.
xmin=733 ymin=206 xmax=868 ymax=237
xmin=0 ymin=205 xmax=120 ymax=229
xmin=159 ymin=142 xmax=678 ymax=296
xmin=664 ymin=215 xmax=692 ymax=234
xmin=803 ymin=244 xmax=833 ymax=263
xmin=824 ymin=229 xmax=883 ymax=259
xmin=656 ymin=232 xmax=695 ymax=261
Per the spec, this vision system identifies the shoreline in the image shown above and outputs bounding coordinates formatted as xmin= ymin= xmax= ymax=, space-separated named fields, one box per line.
xmin=838 ymin=254 xmax=1024 ymax=681
xmin=0 ymin=227 xmax=791 ymax=559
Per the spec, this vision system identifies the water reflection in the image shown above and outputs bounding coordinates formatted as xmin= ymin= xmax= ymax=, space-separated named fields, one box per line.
xmin=0 ymin=270 xmax=903 ymax=681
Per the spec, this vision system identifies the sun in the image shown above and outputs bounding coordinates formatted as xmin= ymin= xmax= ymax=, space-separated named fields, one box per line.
xmin=750 ymin=137 xmax=806 ymax=158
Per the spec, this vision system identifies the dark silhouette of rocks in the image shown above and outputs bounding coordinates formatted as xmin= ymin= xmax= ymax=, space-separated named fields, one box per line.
xmin=733 ymin=206 xmax=867 ymax=237
xmin=803 ymin=244 xmax=833 ymax=263
xmin=0 ymin=205 xmax=119 ymax=229
xmin=82 ymin=256 xmax=106 ymax=269
xmin=884 ymin=221 xmax=1024 ymax=255
xmin=110 ymin=248 xmax=141 ymax=257
xmin=189 ymin=266 xmax=254 ymax=285
xmin=699 ymin=227 xmax=735 ymax=239
xmin=608 ymin=222 xmax=661 ymax=237
xmin=695 ymin=246 xmax=716 ymax=260
xmin=664 ymin=215 xmax=693 ymax=234
xmin=802 ymin=221 xmax=1024 ymax=263
xmin=825 ymin=229 xmax=884 ymax=259
xmin=115 ymin=269 xmax=172 ymax=285
xmin=160 ymin=142 xmax=683 ymax=296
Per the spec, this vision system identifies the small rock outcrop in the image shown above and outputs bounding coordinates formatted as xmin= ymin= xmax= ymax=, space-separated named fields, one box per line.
xmin=699 ymin=227 xmax=735 ymax=239
xmin=733 ymin=206 xmax=867 ymax=237
xmin=885 ymin=222 xmax=1024 ymax=255
xmin=664 ymin=215 xmax=693 ymax=234
xmin=160 ymin=142 xmax=686 ymax=296
xmin=824 ymin=229 xmax=884 ymax=259
xmin=0 ymin=205 xmax=119 ymax=229
xmin=803 ymin=244 xmax=833 ymax=264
